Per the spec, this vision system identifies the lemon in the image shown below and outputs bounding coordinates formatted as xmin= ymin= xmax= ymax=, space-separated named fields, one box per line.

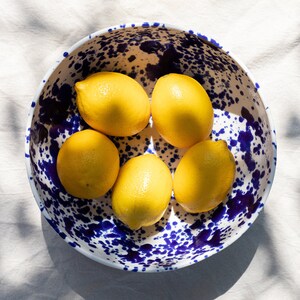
xmin=151 ymin=73 xmax=214 ymax=148
xmin=173 ymin=140 xmax=235 ymax=213
xmin=56 ymin=129 xmax=119 ymax=199
xmin=112 ymin=154 xmax=172 ymax=230
xmin=75 ymin=72 xmax=150 ymax=136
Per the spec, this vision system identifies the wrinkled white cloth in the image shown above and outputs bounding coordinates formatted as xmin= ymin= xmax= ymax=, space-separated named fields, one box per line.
xmin=1 ymin=1 xmax=299 ymax=299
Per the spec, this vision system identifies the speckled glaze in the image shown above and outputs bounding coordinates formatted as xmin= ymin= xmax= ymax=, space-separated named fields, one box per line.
xmin=25 ymin=22 xmax=277 ymax=272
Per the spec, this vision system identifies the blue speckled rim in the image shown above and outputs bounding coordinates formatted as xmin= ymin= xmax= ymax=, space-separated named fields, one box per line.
xmin=25 ymin=21 xmax=277 ymax=272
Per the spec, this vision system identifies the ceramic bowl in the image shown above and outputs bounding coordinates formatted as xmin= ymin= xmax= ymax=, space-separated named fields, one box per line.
xmin=25 ymin=22 xmax=277 ymax=272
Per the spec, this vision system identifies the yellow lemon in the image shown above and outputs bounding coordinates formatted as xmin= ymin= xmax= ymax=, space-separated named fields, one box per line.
xmin=151 ymin=73 xmax=213 ymax=148
xmin=112 ymin=154 xmax=172 ymax=230
xmin=57 ymin=129 xmax=119 ymax=199
xmin=75 ymin=72 xmax=150 ymax=136
xmin=173 ymin=140 xmax=235 ymax=213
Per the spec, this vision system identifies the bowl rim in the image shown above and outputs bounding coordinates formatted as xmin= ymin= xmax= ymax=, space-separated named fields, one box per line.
xmin=24 ymin=21 xmax=277 ymax=272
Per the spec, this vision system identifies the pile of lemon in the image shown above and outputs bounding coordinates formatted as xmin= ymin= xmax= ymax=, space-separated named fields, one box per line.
xmin=56 ymin=72 xmax=235 ymax=230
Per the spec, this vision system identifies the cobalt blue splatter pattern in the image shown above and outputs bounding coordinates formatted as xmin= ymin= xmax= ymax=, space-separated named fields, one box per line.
xmin=25 ymin=22 xmax=277 ymax=272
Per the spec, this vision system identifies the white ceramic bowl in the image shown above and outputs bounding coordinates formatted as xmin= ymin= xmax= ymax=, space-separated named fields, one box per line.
xmin=25 ymin=22 xmax=277 ymax=272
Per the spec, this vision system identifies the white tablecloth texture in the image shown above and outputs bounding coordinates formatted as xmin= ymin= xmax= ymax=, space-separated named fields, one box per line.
xmin=1 ymin=1 xmax=299 ymax=299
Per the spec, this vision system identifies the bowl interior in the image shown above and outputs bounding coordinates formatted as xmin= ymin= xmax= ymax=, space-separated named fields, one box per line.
xmin=26 ymin=23 xmax=276 ymax=272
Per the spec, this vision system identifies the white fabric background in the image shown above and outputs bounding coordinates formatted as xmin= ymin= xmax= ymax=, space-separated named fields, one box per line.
xmin=1 ymin=1 xmax=299 ymax=299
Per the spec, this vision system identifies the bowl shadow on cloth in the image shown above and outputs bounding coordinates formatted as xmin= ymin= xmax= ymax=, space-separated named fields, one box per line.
xmin=42 ymin=211 xmax=272 ymax=300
